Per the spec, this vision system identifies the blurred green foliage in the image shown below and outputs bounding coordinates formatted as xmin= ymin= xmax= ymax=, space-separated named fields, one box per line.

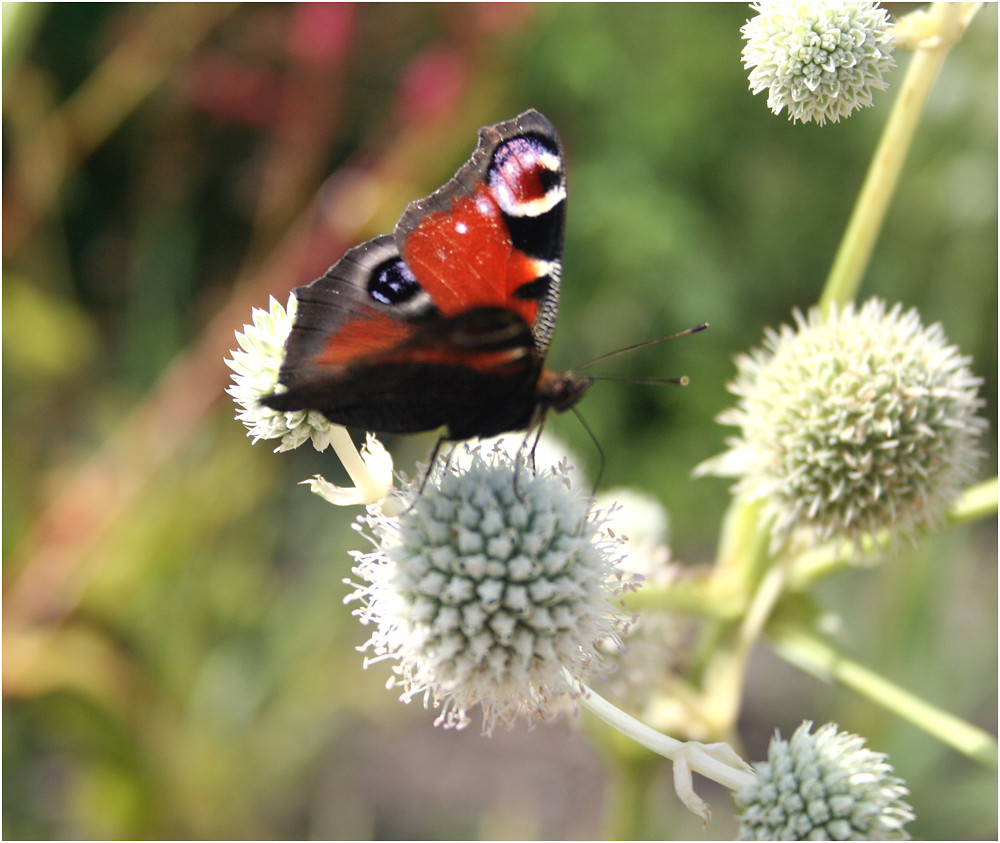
xmin=3 ymin=3 xmax=996 ymax=839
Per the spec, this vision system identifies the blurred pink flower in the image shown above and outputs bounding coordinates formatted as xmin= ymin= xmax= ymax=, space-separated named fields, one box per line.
xmin=287 ymin=2 xmax=354 ymax=66
xmin=188 ymin=53 xmax=280 ymax=127
xmin=395 ymin=46 xmax=467 ymax=126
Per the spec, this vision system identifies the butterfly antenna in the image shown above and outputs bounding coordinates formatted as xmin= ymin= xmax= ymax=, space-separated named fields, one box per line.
xmin=564 ymin=322 xmax=707 ymax=491
xmin=571 ymin=322 xmax=709 ymax=374
xmin=590 ymin=374 xmax=690 ymax=386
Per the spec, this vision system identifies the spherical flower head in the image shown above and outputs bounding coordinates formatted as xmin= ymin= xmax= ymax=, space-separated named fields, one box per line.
xmin=225 ymin=295 xmax=341 ymax=452
xmin=345 ymin=444 xmax=633 ymax=733
xmin=741 ymin=1 xmax=895 ymax=126
xmin=735 ymin=721 xmax=914 ymax=840
xmin=699 ymin=299 xmax=985 ymax=551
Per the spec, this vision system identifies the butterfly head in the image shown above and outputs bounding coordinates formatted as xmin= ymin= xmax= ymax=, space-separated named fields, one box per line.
xmin=536 ymin=369 xmax=594 ymax=415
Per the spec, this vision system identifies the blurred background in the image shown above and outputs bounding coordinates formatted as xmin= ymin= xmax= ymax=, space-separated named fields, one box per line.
xmin=3 ymin=3 xmax=996 ymax=839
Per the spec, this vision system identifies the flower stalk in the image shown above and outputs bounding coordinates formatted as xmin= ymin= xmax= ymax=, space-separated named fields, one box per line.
xmin=302 ymin=431 xmax=395 ymax=506
xmin=818 ymin=2 xmax=981 ymax=313
xmin=572 ymin=669 xmax=756 ymax=821
xmin=770 ymin=622 xmax=999 ymax=769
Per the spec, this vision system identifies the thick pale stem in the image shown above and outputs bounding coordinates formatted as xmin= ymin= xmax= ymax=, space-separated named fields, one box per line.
xmin=947 ymin=477 xmax=998 ymax=524
xmin=328 ymin=427 xmax=389 ymax=503
xmin=571 ymin=671 xmax=756 ymax=820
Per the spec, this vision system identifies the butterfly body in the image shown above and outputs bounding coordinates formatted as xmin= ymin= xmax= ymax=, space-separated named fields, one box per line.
xmin=264 ymin=110 xmax=592 ymax=439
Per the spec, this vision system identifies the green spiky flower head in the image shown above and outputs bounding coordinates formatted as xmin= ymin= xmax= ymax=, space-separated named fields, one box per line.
xmin=741 ymin=1 xmax=895 ymax=125
xmin=346 ymin=445 xmax=633 ymax=733
xmin=699 ymin=300 xmax=985 ymax=551
xmin=735 ymin=721 xmax=914 ymax=840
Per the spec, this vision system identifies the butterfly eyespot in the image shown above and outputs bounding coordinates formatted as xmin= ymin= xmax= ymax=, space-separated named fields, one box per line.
xmin=369 ymin=258 xmax=420 ymax=305
xmin=488 ymin=135 xmax=565 ymax=218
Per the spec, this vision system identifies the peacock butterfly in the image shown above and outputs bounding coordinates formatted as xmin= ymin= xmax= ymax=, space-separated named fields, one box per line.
xmin=263 ymin=109 xmax=592 ymax=441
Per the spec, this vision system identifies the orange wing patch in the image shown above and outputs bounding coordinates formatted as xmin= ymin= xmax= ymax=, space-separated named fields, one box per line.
xmin=403 ymin=186 xmax=539 ymax=327
xmin=314 ymin=308 xmax=414 ymax=367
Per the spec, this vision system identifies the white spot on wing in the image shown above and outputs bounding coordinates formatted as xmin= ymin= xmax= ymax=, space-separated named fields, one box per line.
xmin=529 ymin=258 xmax=557 ymax=277
xmin=508 ymin=185 xmax=565 ymax=218
xmin=476 ymin=195 xmax=498 ymax=217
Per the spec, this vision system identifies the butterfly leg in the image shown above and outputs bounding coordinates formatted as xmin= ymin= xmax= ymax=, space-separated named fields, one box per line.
xmin=508 ymin=419 xmax=545 ymax=502
xmin=415 ymin=435 xmax=455 ymax=499
xmin=569 ymin=405 xmax=605 ymax=495
xmin=526 ymin=419 xmax=547 ymax=475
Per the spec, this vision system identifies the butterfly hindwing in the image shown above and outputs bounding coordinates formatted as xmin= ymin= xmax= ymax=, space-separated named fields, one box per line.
xmin=264 ymin=109 xmax=579 ymax=439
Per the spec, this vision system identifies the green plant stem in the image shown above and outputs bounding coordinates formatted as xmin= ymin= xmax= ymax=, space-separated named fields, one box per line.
xmin=625 ymin=578 xmax=744 ymax=621
xmin=626 ymin=498 xmax=775 ymax=623
xmin=947 ymin=477 xmax=999 ymax=524
xmin=770 ymin=622 xmax=998 ymax=768
xmin=1 ymin=2 xmax=47 ymax=76
xmin=818 ymin=2 xmax=975 ymax=312
xmin=5 ymin=4 xmax=238 ymax=256
xmin=715 ymin=495 xmax=773 ymax=588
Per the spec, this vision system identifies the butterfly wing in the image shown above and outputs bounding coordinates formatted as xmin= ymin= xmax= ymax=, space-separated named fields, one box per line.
xmin=264 ymin=109 xmax=568 ymax=438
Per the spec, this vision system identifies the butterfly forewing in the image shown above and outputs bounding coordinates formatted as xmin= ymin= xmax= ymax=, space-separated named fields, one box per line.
xmin=395 ymin=109 xmax=566 ymax=354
